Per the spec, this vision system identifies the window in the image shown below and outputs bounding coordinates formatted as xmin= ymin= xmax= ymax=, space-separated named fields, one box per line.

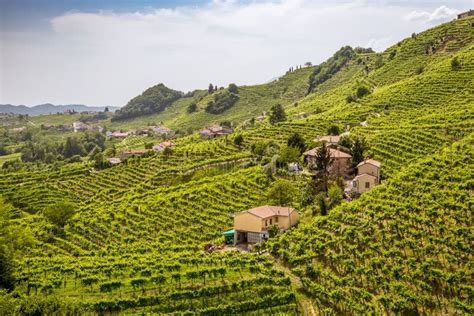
xmin=365 ymin=182 xmax=370 ymax=188
xmin=270 ymin=219 xmax=272 ymax=225
xmin=265 ymin=220 xmax=268 ymax=226
xmin=275 ymin=217 xmax=279 ymax=223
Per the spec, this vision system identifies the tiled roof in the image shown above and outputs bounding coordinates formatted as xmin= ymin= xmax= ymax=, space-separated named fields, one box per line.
xmin=304 ymin=147 xmax=352 ymax=158
xmin=353 ymin=173 xmax=377 ymax=180
xmin=245 ymin=205 xmax=295 ymax=219
xmin=357 ymin=159 xmax=381 ymax=168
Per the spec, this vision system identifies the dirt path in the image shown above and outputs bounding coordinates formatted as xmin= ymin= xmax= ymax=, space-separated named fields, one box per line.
xmin=266 ymin=255 xmax=317 ymax=316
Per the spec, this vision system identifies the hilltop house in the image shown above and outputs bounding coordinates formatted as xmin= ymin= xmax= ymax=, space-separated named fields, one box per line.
xmin=458 ymin=9 xmax=474 ymax=19
xmin=314 ymin=135 xmax=341 ymax=146
xmin=152 ymin=126 xmax=174 ymax=136
xmin=200 ymin=125 xmax=233 ymax=138
xmin=109 ymin=131 xmax=129 ymax=139
xmin=304 ymin=147 xmax=352 ymax=177
xmin=152 ymin=141 xmax=175 ymax=152
xmin=233 ymin=205 xmax=299 ymax=245
xmin=351 ymin=159 xmax=381 ymax=194
xmin=120 ymin=150 xmax=148 ymax=160
xmin=107 ymin=157 xmax=122 ymax=166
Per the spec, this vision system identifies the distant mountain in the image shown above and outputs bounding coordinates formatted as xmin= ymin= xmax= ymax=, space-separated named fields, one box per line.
xmin=0 ymin=103 xmax=120 ymax=116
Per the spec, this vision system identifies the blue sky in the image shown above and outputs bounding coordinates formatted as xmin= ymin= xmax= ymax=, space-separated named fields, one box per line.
xmin=0 ymin=1 xmax=472 ymax=106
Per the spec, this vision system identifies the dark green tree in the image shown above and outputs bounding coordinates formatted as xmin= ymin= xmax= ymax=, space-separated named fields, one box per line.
xmin=309 ymin=142 xmax=334 ymax=191
xmin=287 ymin=133 xmax=306 ymax=154
xmin=269 ymin=104 xmax=286 ymax=125
xmin=351 ymin=137 xmax=366 ymax=169
xmin=327 ymin=125 xmax=340 ymax=136
xmin=267 ymin=179 xmax=297 ymax=206
xmin=234 ymin=135 xmax=244 ymax=147
xmin=43 ymin=202 xmax=76 ymax=228
xmin=187 ymin=102 xmax=197 ymax=113
xmin=228 ymin=83 xmax=238 ymax=94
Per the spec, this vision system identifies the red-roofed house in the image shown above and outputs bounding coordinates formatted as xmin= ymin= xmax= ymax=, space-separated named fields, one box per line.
xmin=152 ymin=141 xmax=175 ymax=152
xmin=304 ymin=147 xmax=352 ymax=177
xmin=233 ymin=205 xmax=299 ymax=244
xmin=200 ymin=125 xmax=233 ymax=138
xmin=120 ymin=150 xmax=148 ymax=160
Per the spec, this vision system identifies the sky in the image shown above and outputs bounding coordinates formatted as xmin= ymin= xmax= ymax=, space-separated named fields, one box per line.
xmin=0 ymin=0 xmax=471 ymax=107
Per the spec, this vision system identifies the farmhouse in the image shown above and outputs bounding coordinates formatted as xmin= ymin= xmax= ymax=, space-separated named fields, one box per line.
xmin=120 ymin=150 xmax=148 ymax=160
xmin=314 ymin=135 xmax=341 ymax=146
xmin=200 ymin=125 xmax=233 ymax=138
xmin=304 ymin=147 xmax=352 ymax=177
xmin=352 ymin=159 xmax=381 ymax=194
xmin=152 ymin=126 xmax=174 ymax=136
xmin=458 ymin=9 xmax=473 ymax=19
xmin=109 ymin=131 xmax=129 ymax=139
xmin=152 ymin=141 xmax=175 ymax=152
xmin=108 ymin=157 xmax=122 ymax=166
xmin=233 ymin=205 xmax=299 ymax=245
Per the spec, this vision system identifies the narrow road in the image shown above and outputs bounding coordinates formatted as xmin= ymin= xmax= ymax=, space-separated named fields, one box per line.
xmin=266 ymin=255 xmax=317 ymax=316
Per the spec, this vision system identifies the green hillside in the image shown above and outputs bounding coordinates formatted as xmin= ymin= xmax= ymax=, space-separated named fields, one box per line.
xmin=0 ymin=16 xmax=473 ymax=315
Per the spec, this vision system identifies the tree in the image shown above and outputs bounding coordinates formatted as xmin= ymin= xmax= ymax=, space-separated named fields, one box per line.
xmin=451 ymin=57 xmax=461 ymax=70
xmin=279 ymin=146 xmax=300 ymax=165
xmin=269 ymin=104 xmax=286 ymax=125
xmin=308 ymin=142 xmax=334 ymax=191
xmin=267 ymin=224 xmax=280 ymax=238
xmin=234 ymin=135 xmax=244 ymax=147
xmin=162 ymin=146 xmax=173 ymax=159
xmin=287 ymin=133 xmax=306 ymax=154
xmin=63 ymin=137 xmax=85 ymax=158
xmin=43 ymin=202 xmax=76 ymax=228
xmin=187 ymin=102 xmax=197 ymax=113
xmin=304 ymin=62 xmax=312 ymax=67
xmin=208 ymin=83 xmax=214 ymax=94
xmin=228 ymin=83 xmax=238 ymax=94
xmin=327 ymin=125 xmax=340 ymax=136
xmin=356 ymin=86 xmax=370 ymax=98
xmin=374 ymin=55 xmax=384 ymax=69
xmin=350 ymin=137 xmax=366 ymax=170
xmin=104 ymin=107 xmax=109 ymax=112
xmin=315 ymin=192 xmax=328 ymax=216
xmin=328 ymin=183 xmax=343 ymax=209
xmin=267 ymin=180 xmax=297 ymax=206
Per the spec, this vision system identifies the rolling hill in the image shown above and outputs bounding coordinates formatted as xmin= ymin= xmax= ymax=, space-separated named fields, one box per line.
xmin=0 ymin=104 xmax=119 ymax=116
xmin=0 ymin=16 xmax=472 ymax=314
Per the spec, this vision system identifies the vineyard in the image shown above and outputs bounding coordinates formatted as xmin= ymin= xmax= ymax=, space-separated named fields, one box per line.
xmin=268 ymin=135 xmax=474 ymax=314
xmin=1 ymin=16 xmax=473 ymax=315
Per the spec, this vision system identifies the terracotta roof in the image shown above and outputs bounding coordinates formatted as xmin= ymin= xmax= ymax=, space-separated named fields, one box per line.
xmin=316 ymin=135 xmax=341 ymax=143
xmin=304 ymin=147 xmax=352 ymax=158
xmin=357 ymin=159 xmax=381 ymax=168
xmin=245 ymin=205 xmax=295 ymax=219
xmin=353 ymin=173 xmax=377 ymax=180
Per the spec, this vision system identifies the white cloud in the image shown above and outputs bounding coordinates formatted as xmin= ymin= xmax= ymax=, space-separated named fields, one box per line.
xmin=405 ymin=5 xmax=459 ymax=23
xmin=0 ymin=1 xmax=466 ymax=106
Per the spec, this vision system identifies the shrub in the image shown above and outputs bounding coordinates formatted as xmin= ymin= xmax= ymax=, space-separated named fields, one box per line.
xmin=205 ymin=91 xmax=239 ymax=114
xmin=234 ymin=135 xmax=244 ymax=147
xmin=228 ymin=83 xmax=238 ymax=94
xmin=269 ymin=104 xmax=286 ymax=125
xmin=356 ymin=86 xmax=370 ymax=98
xmin=415 ymin=66 xmax=424 ymax=75
xmin=451 ymin=57 xmax=461 ymax=70
xmin=187 ymin=102 xmax=197 ymax=113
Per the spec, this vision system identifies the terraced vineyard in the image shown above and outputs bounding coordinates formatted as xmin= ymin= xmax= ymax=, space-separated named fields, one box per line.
xmin=268 ymin=135 xmax=474 ymax=314
xmin=1 ymin=16 xmax=472 ymax=315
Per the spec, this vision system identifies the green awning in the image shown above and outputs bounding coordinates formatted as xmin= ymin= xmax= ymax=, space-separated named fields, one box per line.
xmin=223 ymin=229 xmax=235 ymax=237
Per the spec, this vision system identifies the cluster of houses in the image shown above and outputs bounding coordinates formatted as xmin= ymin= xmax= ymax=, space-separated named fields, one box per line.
xmin=73 ymin=121 xmax=103 ymax=133
xmin=303 ymin=135 xmax=381 ymax=195
xmin=107 ymin=141 xmax=176 ymax=165
xmin=199 ymin=125 xmax=233 ymax=138
xmin=107 ymin=126 xmax=174 ymax=139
